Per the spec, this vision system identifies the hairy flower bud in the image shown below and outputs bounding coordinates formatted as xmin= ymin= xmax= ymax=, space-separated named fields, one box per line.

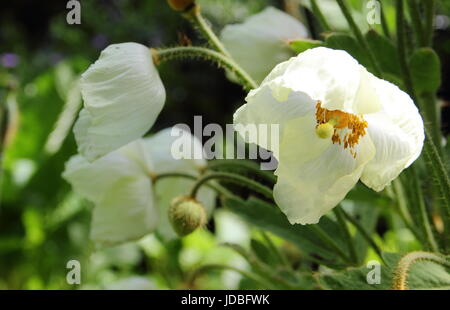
xmin=166 ymin=0 xmax=195 ymax=11
xmin=169 ymin=196 xmax=206 ymax=236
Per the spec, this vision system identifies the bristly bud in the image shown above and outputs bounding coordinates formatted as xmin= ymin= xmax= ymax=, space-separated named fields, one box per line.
xmin=169 ymin=196 xmax=206 ymax=237
xmin=166 ymin=0 xmax=195 ymax=12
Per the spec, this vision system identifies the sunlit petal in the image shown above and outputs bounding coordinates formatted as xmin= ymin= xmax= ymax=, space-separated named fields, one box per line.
xmin=74 ymin=42 xmax=165 ymax=161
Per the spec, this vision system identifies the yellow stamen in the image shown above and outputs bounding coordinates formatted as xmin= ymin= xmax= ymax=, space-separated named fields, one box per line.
xmin=315 ymin=101 xmax=368 ymax=158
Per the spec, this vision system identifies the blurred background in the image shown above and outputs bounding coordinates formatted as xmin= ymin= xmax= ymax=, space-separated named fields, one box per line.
xmin=1 ymin=0 xmax=449 ymax=289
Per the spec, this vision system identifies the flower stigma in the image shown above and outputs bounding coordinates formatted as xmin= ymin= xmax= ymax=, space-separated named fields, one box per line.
xmin=315 ymin=101 xmax=368 ymax=158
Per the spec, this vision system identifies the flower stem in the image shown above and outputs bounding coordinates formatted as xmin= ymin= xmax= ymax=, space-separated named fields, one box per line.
xmin=184 ymin=4 xmax=231 ymax=57
xmin=396 ymin=0 xmax=450 ymax=231
xmin=392 ymin=251 xmax=450 ymax=290
xmin=153 ymin=46 xmax=257 ymax=91
xmin=422 ymin=126 xmax=450 ymax=221
xmin=396 ymin=0 xmax=415 ymax=96
xmin=340 ymin=208 xmax=386 ymax=264
xmin=153 ymin=172 xmax=233 ymax=198
xmin=408 ymin=166 xmax=439 ymax=252
xmin=423 ymin=0 xmax=436 ymax=47
xmin=333 ymin=206 xmax=358 ymax=264
xmin=310 ymin=0 xmax=331 ymax=32
xmin=407 ymin=0 xmax=426 ymax=46
xmin=335 ymin=0 xmax=383 ymax=77
xmin=189 ymin=171 xmax=273 ymax=200
xmin=380 ymin=3 xmax=391 ymax=38
xmin=207 ymin=159 xmax=276 ymax=185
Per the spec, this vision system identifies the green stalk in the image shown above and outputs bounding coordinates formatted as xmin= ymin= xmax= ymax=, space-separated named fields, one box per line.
xmin=335 ymin=0 xmax=383 ymax=77
xmin=184 ymin=4 xmax=232 ymax=57
xmin=310 ymin=0 xmax=331 ymax=32
xmin=153 ymin=46 xmax=257 ymax=90
xmin=380 ymin=2 xmax=391 ymax=38
xmin=421 ymin=91 xmax=441 ymax=154
xmin=396 ymin=0 xmax=439 ymax=146
xmin=396 ymin=0 xmax=450 ymax=230
xmin=340 ymin=208 xmax=386 ymax=264
xmin=189 ymin=171 xmax=273 ymax=200
xmin=396 ymin=0 xmax=415 ymax=96
xmin=333 ymin=206 xmax=358 ymax=264
xmin=422 ymin=126 xmax=450 ymax=220
xmin=407 ymin=0 xmax=426 ymax=46
xmin=409 ymin=166 xmax=439 ymax=252
xmin=423 ymin=0 xmax=436 ymax=47
xmin=153 ymin=172 xmax=233 ymax=198
xmin=207 ymin=159 xmax=277 ymax=185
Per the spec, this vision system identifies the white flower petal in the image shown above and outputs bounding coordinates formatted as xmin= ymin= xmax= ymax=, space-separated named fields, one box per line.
xmin=62 ymin=152 xmax=141 ymax=203
xmin=141 ymin=127 xmax=206 ymax=174
xmin=74 ymin=42 xmax=165 ymax=161
xmin=273 ymin=115 xmax=376 ymax=224
xmin=361 ymin=79 xmax=425 ymax=191
xmin=221 ymin=7 xmax=308 ymax=83
xmin=234 ymin=85 xmax=316 ymax=157
xmin=91 ymin=174 xmax=158 ymax=246
xmin=260 ymin=47 xmax=381 ymax=114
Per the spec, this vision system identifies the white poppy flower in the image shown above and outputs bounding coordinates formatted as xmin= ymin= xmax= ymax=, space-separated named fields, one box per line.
xmin=234 ymin=47 xmax=424 ymax=225
xmin=74 ymin=42 xmax=166 ymax=162
xmin=221 ymin=7 xmax=308 ymax=84
xmin=63 ymin=127 xmax=215 ymax=246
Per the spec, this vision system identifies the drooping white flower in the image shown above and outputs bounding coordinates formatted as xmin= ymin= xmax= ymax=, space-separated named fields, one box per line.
xmin=74 ymin=42 xmax=165 ymax=162
xmin=234 ymin=47 xmax=424 ymax=225
xmin=63 ymin=127 xmax=215 ymax=246
xmin=221 ymin=7 xmax=308 ymax=84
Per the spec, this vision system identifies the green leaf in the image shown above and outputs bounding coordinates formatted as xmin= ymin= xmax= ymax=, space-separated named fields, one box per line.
xmin=365 ymin=29 xmax=401 ymax=76
xmin=325 ymin=33 xmax=371 ymax=70
xmin=409 ymin=48 xmax=441 ymax=94
xmin=223 ymin=196 xmax=349 ymax=268
xmin=289 ymin=39 xmax=323 ymax=54
xmin=250 ymin=239 xmax=278 ymax=266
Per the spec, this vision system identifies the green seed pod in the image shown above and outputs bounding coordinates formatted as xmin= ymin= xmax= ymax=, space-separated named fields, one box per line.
xmin=166 ymin=0 xmax=195 ymax=12
xmin=169 ymin=196 xmax=206 ymax=237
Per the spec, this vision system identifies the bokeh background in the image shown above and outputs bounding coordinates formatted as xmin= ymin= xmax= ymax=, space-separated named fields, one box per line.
xmin=1 ymin=0 xmax=449 ymax=289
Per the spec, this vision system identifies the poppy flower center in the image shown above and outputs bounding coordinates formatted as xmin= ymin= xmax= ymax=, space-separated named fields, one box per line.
xmin=315 ymin=101 xmax=368 ymax=158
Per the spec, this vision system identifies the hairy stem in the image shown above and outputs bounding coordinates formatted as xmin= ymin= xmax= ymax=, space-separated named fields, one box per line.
xmin=153 ymin=172 xmax=233 ymax=198
xmin=380 ymin=2 xmax=391 ymax=38
xmin=396 ymin=0 xmax=450 ymax=233
xmin=310 ymin=0 xmax=331 ymax=32
xmin=392 ymin=251 xmax=450 ymax=290
xmin=423 ymin=0 xmax=436 ymax=47
xmin=334 ymin=206 xmax=358 ymax=264
xmin=153 ymin=46 xmax=257 ymax=90
xmin=407 ymin=0 xmax=425 ymax=46
xmin=207 ymin=159 xmax=276 ymax=185
xmin=336 ymin=0 xmax=383 ymax=77
xmin=189 ymin=172 xmax=273 ymax=200
xmin=340 ymin=208 xmax=386 ymax=264
xmin=184 ymin=4 xmax=231 ymax=57
xmin=409 ymin=166 xmax=439 ymax=252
